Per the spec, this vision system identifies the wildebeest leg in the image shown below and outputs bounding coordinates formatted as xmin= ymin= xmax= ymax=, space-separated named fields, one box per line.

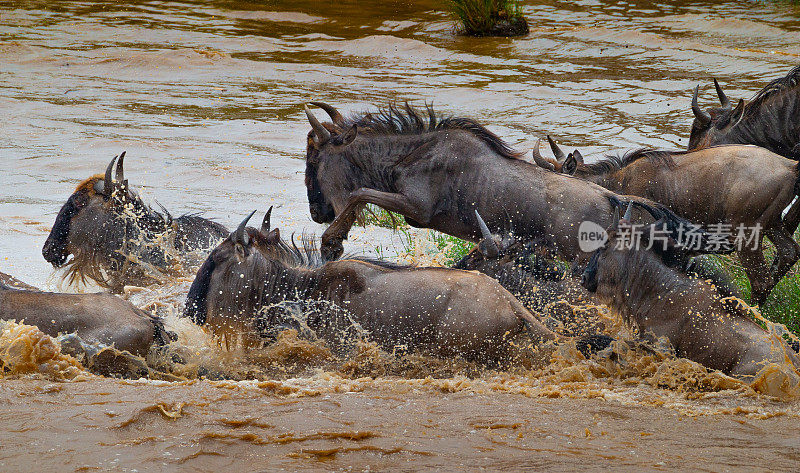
xmin=738 ymin=248 xmax=772 ymax=305
xmin=765 ymin=227 xmax=800 ymax=285
xmin=321 ymin=188 xmax=431 ymax=261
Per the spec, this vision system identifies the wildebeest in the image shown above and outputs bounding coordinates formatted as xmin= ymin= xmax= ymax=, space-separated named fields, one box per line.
xmin=42 ymin=152 xmax=229 ymax=291
xmin=184 ymin=210 xmax=571 ymax=365
xmin=452 ymin=213 xmax=603 ymax=336
xmin=688 ymin=65 xmax=800 ymax=160
xmin=0 ymin=278 xmax=172 ymax=357
xmin=581 ymin=204 xmax=800 ymax=378
xmin=533 ymin=140 xmax=800 ymax=305
xmin=302 ymin=102 xmax=720 ymax=263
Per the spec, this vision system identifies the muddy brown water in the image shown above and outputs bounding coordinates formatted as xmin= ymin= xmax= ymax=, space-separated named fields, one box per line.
xmin=2 ymin=0 xmax=800 ymax=470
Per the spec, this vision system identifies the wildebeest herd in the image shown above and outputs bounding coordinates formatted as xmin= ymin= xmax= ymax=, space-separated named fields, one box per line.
xmin=3 ymin=64 xmax=800 ymax=380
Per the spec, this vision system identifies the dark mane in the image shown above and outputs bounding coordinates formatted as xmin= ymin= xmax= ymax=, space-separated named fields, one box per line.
xmin=343 ymin=103 xmax=522 ymax=160
xmin=582 ymin=148 xmax=680 ymax=175
xmin=271 ymin=233 xmax=410 ymax=271
xmin=744 ymin=64 xmax=800 ymax=117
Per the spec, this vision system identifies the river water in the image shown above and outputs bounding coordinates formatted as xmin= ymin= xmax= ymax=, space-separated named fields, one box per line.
xmin=2 ymin=0 xmax=800 ymax=470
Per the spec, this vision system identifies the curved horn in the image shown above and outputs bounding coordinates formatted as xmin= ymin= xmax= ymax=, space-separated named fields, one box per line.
xmin=531 ymin=139 xmax=556 ymax=171
xmin=475 ymin=210 xmax=493 ymax=240
xmin=713 ymin=79 xmax=731 ymax=110
xmin=304 ymin=105 xmax=331 ymax=146
xmin=234 ymin=210 xmax=257 ymax=246
xmin=692 ymin=86 xmax=712 ymax=126
xmin=475 ymin=210 xmax=499 ymax=257
xmin=309 ymin=101 xmax=345 ymax=126
xmin=261 ymin=205 xmax=273 ymax=234
xmin=115 ymin=151 xmax=126 ymax=183
xmin=547 ymin=135 xmax=566 ymax=163
xmin=622 ymin=201 xmax=634 ymax=222
xmin=102 ymin=155 xmax=117 ymax=195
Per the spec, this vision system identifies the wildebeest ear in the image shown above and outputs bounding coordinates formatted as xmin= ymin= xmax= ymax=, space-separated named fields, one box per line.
xmin=267 ymin=228 xmax=280 ymax=244
xmin=547 ymin=135 xmax=566 ymax=164
xmin=562 ymin=154 xmax=578 ymax=175
xmin=571 ymin=149 xmax=584 ymax=165
xmin=728 ymin=99 xmax=745 ymax=127
xmin=338 ymin=125 xmax=358 ymax=146
xmin=611 ymin=205 xmax=620 ymax=231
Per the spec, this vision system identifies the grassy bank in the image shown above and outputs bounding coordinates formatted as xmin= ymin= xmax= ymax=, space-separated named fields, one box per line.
xmin=444 ymin=0 xmax=529 ymax=36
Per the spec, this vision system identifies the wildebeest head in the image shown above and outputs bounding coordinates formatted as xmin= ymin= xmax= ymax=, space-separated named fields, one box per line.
xmin=687 ymin=81 xmax=745 ymax=151
xmin=183 ymin=208 xmax=319 ymax=346
xmin=454 ymin=210 xmax=523 ymax=268
xmin=304 ymin=102 xmax=358 ymax=224
xmin=42 ymin=153 xmax=172 ymax=287
xmin=582 ymin=203 xmax=686 ymax=293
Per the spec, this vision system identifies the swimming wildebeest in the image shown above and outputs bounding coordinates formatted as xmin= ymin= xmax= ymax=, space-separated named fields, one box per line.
xmin=452 ymin=214 xmax=603 ymax=336
xmin=42 ymin=152 xmax=229 ymax=291
xmin=533 ymin=139 xmax=800 ymax=305
xmin=581 ymin=203 xmax=800 ymax=378
xmin=302 ymin=102 xmax=720 ymax=263
xmin=183 ymin=210 xmax=605 ymax=365
xmin=0 ymin=278 xmax=172 ymax=358
xmin=688 ymin=65 xmax=800 ymax=160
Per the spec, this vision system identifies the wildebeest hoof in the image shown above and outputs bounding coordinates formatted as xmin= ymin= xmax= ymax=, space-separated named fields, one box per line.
xmin=576 ymin=334 xmax=614 ymax=358
xmin=321 ymin=238 xmax=344 ymax=261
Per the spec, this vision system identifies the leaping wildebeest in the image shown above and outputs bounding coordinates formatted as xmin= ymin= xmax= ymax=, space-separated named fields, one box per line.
xmin=42 ymin=152 xmax=229 ymax=291
xmin=582 ymin=204 xmax=800 ymax=378
xmin=301 ymin=102 xmax=721 ymax=263
xmin=688 ymin=65 xmax=800 ymax=160
xmin=183 ymin=210 xmax=611 ymax=365
xmin=532 ymin=139 xmax=800 ymax=305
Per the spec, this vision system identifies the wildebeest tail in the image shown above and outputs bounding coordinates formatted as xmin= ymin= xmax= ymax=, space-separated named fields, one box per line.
xmin=184 ymin=256 xmax=216 ymax=325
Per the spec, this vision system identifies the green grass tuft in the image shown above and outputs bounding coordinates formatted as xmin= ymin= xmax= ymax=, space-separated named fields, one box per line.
xmin=443 ymin=0 xmax=529 ymax=37
xmin=713 ymin=232 xmax=800 ymax=336
xmin=358 ymin=205 xmax=409 ymax=230
xmin=427 ymin=232 xmax=474 ymax=265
